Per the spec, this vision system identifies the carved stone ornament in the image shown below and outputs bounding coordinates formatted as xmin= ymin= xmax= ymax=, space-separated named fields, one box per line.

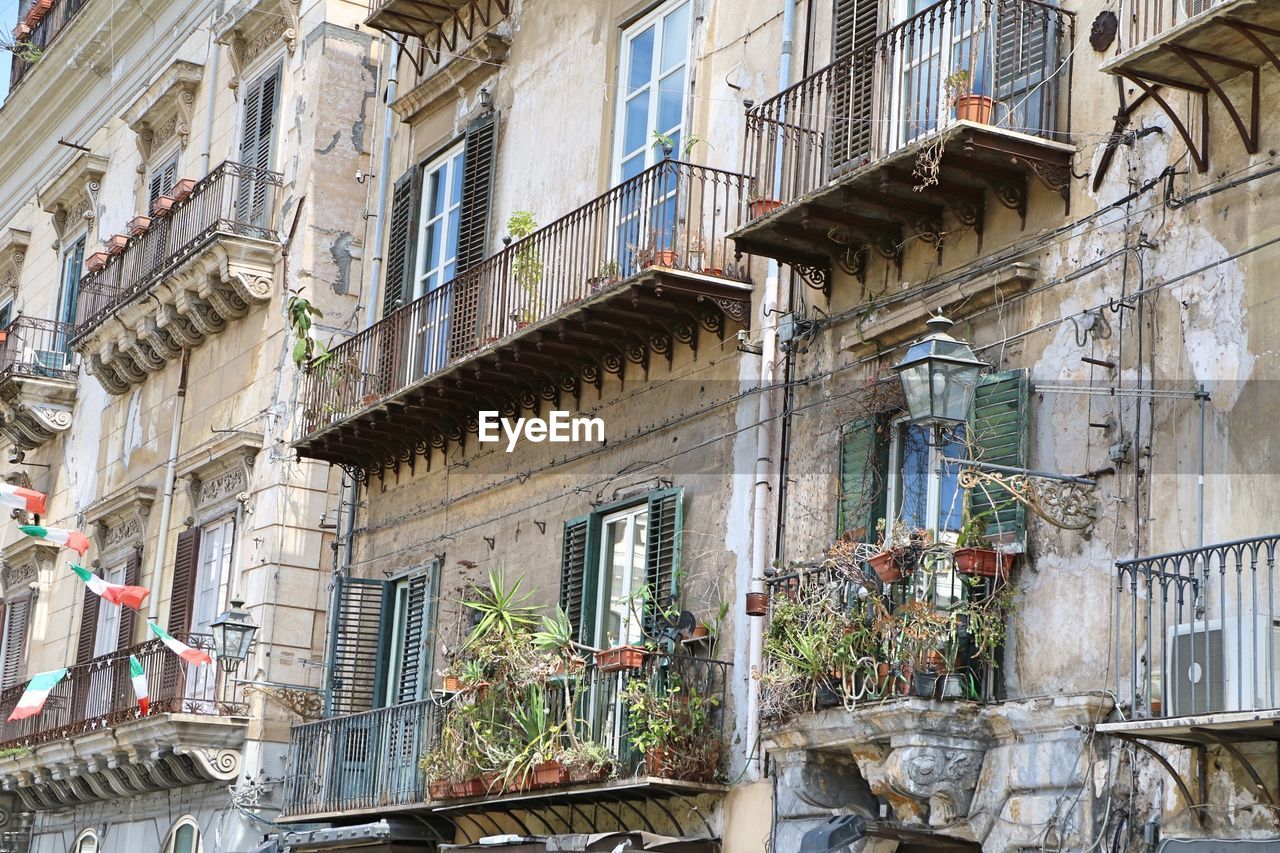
xmin=123 ymin=60 xmax=204 ymax=163
xmin=0 ymin=229 xmax=31 ymax=294
xmin=179 ymin=433 xmax=262 ymax=523
xmin=214 ymin=0 xmax=300 ymax=89
xmin=38 ymin=154 xmax=108 ymax=241
xmin=0 ymin=534 xmax=59 ymax=598
xmin=84 ymin=486 xmax=157 ymax=563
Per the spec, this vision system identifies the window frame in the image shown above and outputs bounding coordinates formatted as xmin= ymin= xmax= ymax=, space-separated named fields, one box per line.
xmin=162 ymin=816 xmax=202 ymax=853
xmin=611 ymin=0 xmax=694 ymax=183
xmin=192 ymin=515 xmax=236 ymax=635
xmin=411 ymin=142 xmax=466 ymax=303
xmin=883 ymin=416 xmax=966 ymax=540
xmin=380 ymin=562 xmax=440 ymax=708
xmin=593 ymin=502 xmax=651 ymax=649
xmin=92 ymin=563 xmax=128 ymax=657
xmin=58 ymin=234 xmax=86 ymax=331
xmin=70 ymin=829 xmax=99 ymax=853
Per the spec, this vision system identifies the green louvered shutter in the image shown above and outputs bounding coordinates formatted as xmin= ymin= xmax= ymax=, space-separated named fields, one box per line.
xmin=560 ymin=516 xmax=598 ymax=645
xmin=968 ymin=369 xmax=1031 ymax=549
xmin=327 ymin=576 xmax=391 ymax=716
xmin=837 ymin=417 xmax=889 ymax=541
xmin=457 ymin=111 xmax=499 ymax=273
xmin=644 ymin=489 xmax=683 ymax=637
xmin=382 ymin=169 xmax=418 ymax=317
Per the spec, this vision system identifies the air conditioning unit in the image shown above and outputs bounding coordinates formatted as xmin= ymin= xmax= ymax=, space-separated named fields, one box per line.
xmin=1166 ymin=616 xmax=1280 ymax=717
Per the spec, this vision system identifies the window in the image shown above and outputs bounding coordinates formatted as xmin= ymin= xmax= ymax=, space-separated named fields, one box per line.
xmin=613 ymin=1 xmax=692 ymax=182
xmin=837 ymin=370 xmax=1030 ymax=552
xmin=0 ymin=300 xmax=12 ymax=329
xmin=560 ymin=489 xmax=682 ymax=646
xmin=163 ymin=818 xmax=201 ymax=853
xmin=194 ymin=517 xmax=234 ymax=634
xmin=236 ymin=63 xmax=282 ymax=226
xmin=382 ymin=567 xmax=438 ymax=707
xmin=0 ymin=595 xmax=30 ymax=689
xmin=93 ymin=565 xmax=127 ymax=656
xmin=408 ymin=145 xmax=465 ymax=376
xmin=148 ymin=153 xmax=180 ymax=206
xmin=70 ymin=830 xmax=98 ymax=853
xmin=58 ymin=236 xmax=85 ymax=332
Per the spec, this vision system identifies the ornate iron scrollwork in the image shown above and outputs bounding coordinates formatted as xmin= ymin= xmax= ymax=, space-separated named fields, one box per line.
xmin=958 ymin=468 xmax=1097 ymax=531
xmin=791 ymin=264 xmax=829 ymax=295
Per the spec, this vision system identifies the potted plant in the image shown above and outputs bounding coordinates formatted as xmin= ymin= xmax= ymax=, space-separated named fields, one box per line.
xmin=747 ymin=188 xmax=783 ymax=219
xmin=152 ymin=195 xmax=176 ymax=216
xmin=171 ymin=178 xmax=197 ymax=201
xmin=507 ymin=211 xmax=543 ymax=328
xmin=590 ymin=260 xmax=620 ymax=294
xmin=945 ymin=70 xmax=995 ymax=124
xmin=953 ymin=507 xmax=1015 ymax=580
xmin=560 ymin=740 xmax=613 ymax=783
xmin=594 ymin=643 xmax=647 ymax=672
xmin=866 ymin=520 xmax=923 ymax=584
xmin=622 ymin=674 xmax=720 ymax=783
xmin=85 ymin=251 xmax=110 ymax=272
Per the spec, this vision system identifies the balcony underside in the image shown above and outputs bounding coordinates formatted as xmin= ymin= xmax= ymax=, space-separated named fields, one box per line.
xmin=366 ymin=0 xmax=508 ymax=55
xmin=0 ymin=374 xmax=77 ymax=449
xmin=0 ymin=713 xmax=247 ymax=810
xmin=295 ymin=268 xmax=751 ymax=480
xmin=732 ymin=122 xmax=1073 ymax=285
xmin=1096 ymin=0 xmax=1280 ymax=178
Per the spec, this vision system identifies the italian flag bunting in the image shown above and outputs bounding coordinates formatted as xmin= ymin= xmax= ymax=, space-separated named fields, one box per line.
xmin=18 ymin=525 xmax=90 ymax=557
xmin=70 ymin=564 xmax=149 ymax=610
xmin=129 ymin=656 xmax=150 ymax=715
xmin=7 ymin=668 xmax=68 ymax=721
xmin=148 ymin=621 xmax=213 ymax=666
xmin=0 ymin=483 xmax=45 ymax=515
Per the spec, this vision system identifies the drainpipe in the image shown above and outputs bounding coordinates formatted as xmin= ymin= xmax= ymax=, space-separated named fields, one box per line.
xmin=362 ymin=37 xmax=401 ymax=324
xmin=745 ymin=0 xmax=796 ymax=782
xmin=148 ymin=350 xmax=189 ymax=622
xmin=200 ymin=26 xmax=221 ymax=175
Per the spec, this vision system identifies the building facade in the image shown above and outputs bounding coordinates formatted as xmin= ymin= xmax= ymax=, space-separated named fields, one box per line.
xmin=0 ymin=0 xmax=372 ymax=850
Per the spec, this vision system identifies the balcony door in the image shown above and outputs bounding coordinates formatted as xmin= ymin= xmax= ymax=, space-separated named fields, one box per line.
xmin=86 ymin=565 xmax=125 ymax=720
xmin=236 ymin=63 xmax=282 ymax=228
xmin=190 ymin=517 xmax=234 ymax=709
xmin=55 ymin=236 xmax=84 ymax=360
xmin=612 ymin=1 xmax=691 ymax=274
xmin=408 ymin=145 xmax=464 ymax=381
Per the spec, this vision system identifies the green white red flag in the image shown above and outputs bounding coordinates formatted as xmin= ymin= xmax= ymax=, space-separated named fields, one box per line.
xmin=18 ymin=525 xmax=90 ymax=556
xmin=0 ymin=483 xmax=45 ymax=515
xmin=7 ymin=668 xmax=68 ymax=721
xmin=148 ymin=621 xmax=212 ymax=666
xmin=129 ymin=656 xmax=149 ymax=715
xmin=70 ymin=564 xmax=149 ymax=610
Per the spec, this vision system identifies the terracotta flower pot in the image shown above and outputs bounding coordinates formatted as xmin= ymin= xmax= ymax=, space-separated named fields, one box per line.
xmin=480 ymin=771 xmax=504 ymax=793
xmin=954 ymin=94 xmax=995 ymax=124
xmin=649 ymin=249 xmax=679 ymax=267
xmin=428 ymin=780 xmax=452 ymax=800
xmin=645 ymin=746 xmax=672 ymax=778
xmin=594 ymin=644 xmax=646 ymax=673
xmin=953 ymin=547 xmax=1013 ymax=580
xmin=171 ymin=178 xmax=197 ymax=201
xmin=748 ymin=198 xmax=783 ymax=219
xmin=442 ymin=674 xmax=463 ymax=692
xmin=868 ymin=549 xmax=908 ymax=584
xmin=127 ymin=215 xmax=151 ymax=236
xmin=451 ymin=777 xmax=486 ymax=798
xmin=13 ymin=22 xmax=31 ymax=38
xmin=690 ymin=624 xmax=711 ymax=640
xmin=85 ymin=251 xmax=110 ymax=272
xmin=745 ymin=591 xmax=769 ymax=617
xmin=532 ymin=760 xmax=569 ymax=788
xmin=151 ymin=195 xmax=176 ymax=216
xmin=106 ymin=234 xmax=129 ymax=255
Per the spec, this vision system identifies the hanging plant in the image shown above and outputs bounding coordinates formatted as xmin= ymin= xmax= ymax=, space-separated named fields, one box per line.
xmin=286 ymin=292 xmax=329 ymax=368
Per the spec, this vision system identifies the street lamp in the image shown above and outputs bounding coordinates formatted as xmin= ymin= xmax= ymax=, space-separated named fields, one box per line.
xmin=893 ymin=314 xmax=987 ymax=430
xmin=210 ymin=598 xmax=257 ymax=673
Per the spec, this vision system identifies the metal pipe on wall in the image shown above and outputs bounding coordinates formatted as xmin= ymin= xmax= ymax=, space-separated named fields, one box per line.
xmin=745 ymin=0 xmax=796 ymax=782
xmin=147 ymin=350 xmax=189 ymax=622
xmin=361 ymin=37 xmax=401 ymax=324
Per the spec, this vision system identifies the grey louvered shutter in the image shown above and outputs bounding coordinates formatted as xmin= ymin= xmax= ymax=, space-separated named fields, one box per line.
xmin=644 ymin=490 xmax=683 ymax=638
xmin=328 ymin=576 xmax=390 ymax=716
xmin=560 ymin=516 xmax=596 ymax=645
xmin=838 ymin=417 xmax=889 ymax=541
xmin=993 ymin=0 xmax=1054 ymax=133
xmin=148 ymin=158 xmax=178 ymax=205
xmin=829 ymin=0 xmax=878 ymax=175
xmin=392 ymin=565 xmax=438 ymax=705
xmin=457 ymin=111 xmax=498 ymax=272
xmin=117 ymin=550 xmax=141 ymax=650
xmin=237 ymin=63 xmax=282 ymax=226
xmin=2 ymin=595 xmax=30 ymax=689
xmin=382 ymin=169 xmax=417 ymax=316
xmin=968 ymin=369 xmax=1031 ymax=549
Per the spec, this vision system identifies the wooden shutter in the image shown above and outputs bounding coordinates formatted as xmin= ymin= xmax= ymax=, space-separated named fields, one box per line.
xmin=392 ymin=565 xmax=438 ymax=705
xmin=560 ymin=516 xmax=597 ymax=645
xmin=167 ymin=527 xmax=201 ymax=634
xmin=382 ymin=169 xmax=419 ymax=316
xmin=457 ymin=111 xmax=499 ymax=273
xmin=644 ymin=489 xmax=683 ymax=638
xmin=829 ymin=0 xmax=878 ymax=175
xmin=75 ymin=587 xmax=98 ymax=665
xmin=968 ymin=369 xmax=1031 ymax=549
xmin=329 ymin=576 xmax=390 ymax=716
xmin=838 ymin=417 xmax=890 ymax=541
xmin=117 ymin=550 xmax=141 ymax=650
xmin=2 ymin=595 xmax=30 ymax=689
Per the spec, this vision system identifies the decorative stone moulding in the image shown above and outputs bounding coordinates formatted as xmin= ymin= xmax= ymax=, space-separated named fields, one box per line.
xmin=0 ymin=229 xmax=31 ymax=293
xmin=83 ymin=485 xmax=156 ymax=564
xmin=214 ymin=0 xmax=301 ymax=89
xmin=123 ymin=59 xmax=204 ymax=164
xmin=75 ymin=235 xmax=276 ymax=395
xmin=38 ymin=153 xmax=107 ymax=242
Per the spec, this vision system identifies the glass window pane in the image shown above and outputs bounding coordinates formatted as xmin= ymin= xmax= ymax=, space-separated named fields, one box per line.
xmin=898 ymin=425 xmax=929 ymax=529
xmin=660 ymin=3 xmax=690 ymax=71
xmin=628 ymin=26 xmax=655 ymax=92
xmin=450 ymin=154 xmax=464 ymax=205
xmin=175 ymin=824 xmax=197 ymax=853
xmin=621 ymin=153 xmax=645 ymax=182
xmin=429 ymin=170 xmax=446 ymax=217
xmin=447 ymin=207 xmax=461 ymax=260
xmin=658 ymin=70 xmax=684 ymax=134
xmin=623 ymin=95 xmax=649 ymax=156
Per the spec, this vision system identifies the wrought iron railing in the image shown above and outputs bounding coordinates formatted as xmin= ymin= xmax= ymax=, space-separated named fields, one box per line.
xmin=0 ymin=317 xmax=75 ymax=382
xmin=10 ymin=0 xmax=89 ymax=89
xmin=743 ymin=0 xmax=1074 ymax=213
xmin=0 ymin=633 xmax=243 ymax=749
xmin=1116 ymin=535 xmax=1280 ymax=721
xmin=298 ymin=158 xmax=749 ymax=437
xmin=281 ymin=655 xmax=731 ymax=819
xmin=73 ymin=160 xmax=283 ymax=339
xmin=1120 ymin=0 xmax=1226 ymax=51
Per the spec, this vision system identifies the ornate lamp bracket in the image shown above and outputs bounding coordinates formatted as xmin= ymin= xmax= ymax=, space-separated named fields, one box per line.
xmin=946 ymin=458 xmax=1098 ymax=531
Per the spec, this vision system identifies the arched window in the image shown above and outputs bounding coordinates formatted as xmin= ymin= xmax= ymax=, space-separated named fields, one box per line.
xmin=163 ymin=818 xmax=202 ymax=853
xmin=70 ymin=830 xmax=98 ymax=853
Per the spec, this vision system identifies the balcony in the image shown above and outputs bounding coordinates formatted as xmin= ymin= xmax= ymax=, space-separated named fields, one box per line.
xmin=72 ymin=160 xmax=282 ymax=395
xmin=1095 ymin=0 xmax=1280 ymax=177
xmin=10 ymin=0 xmax=89 ymax=90
xmin=1098 ymin=536 xmax=1280 ymax=816
xmin=295 ymin=159 xmax=751 ymax=479
xmin=0 ymin=633 xmax=248 ymax=811
xmin=0 ymin=317 xmax=76 ymax=449
xmin=734 ymin=0 xmax=1074 ymax=284
xmin=281 ymin=656 xmax=731 ymax=842
xmin=365 ymin=0 xmax=508 ymax=61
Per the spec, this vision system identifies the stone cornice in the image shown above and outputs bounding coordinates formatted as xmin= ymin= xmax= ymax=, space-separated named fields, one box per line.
xmin=392 ymin=30 xmax=511 ymax=124
xmin=83 ymin=485 xmax=156 ymax=564
xmin=38 ymin=153 xmax=108 ymax=241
